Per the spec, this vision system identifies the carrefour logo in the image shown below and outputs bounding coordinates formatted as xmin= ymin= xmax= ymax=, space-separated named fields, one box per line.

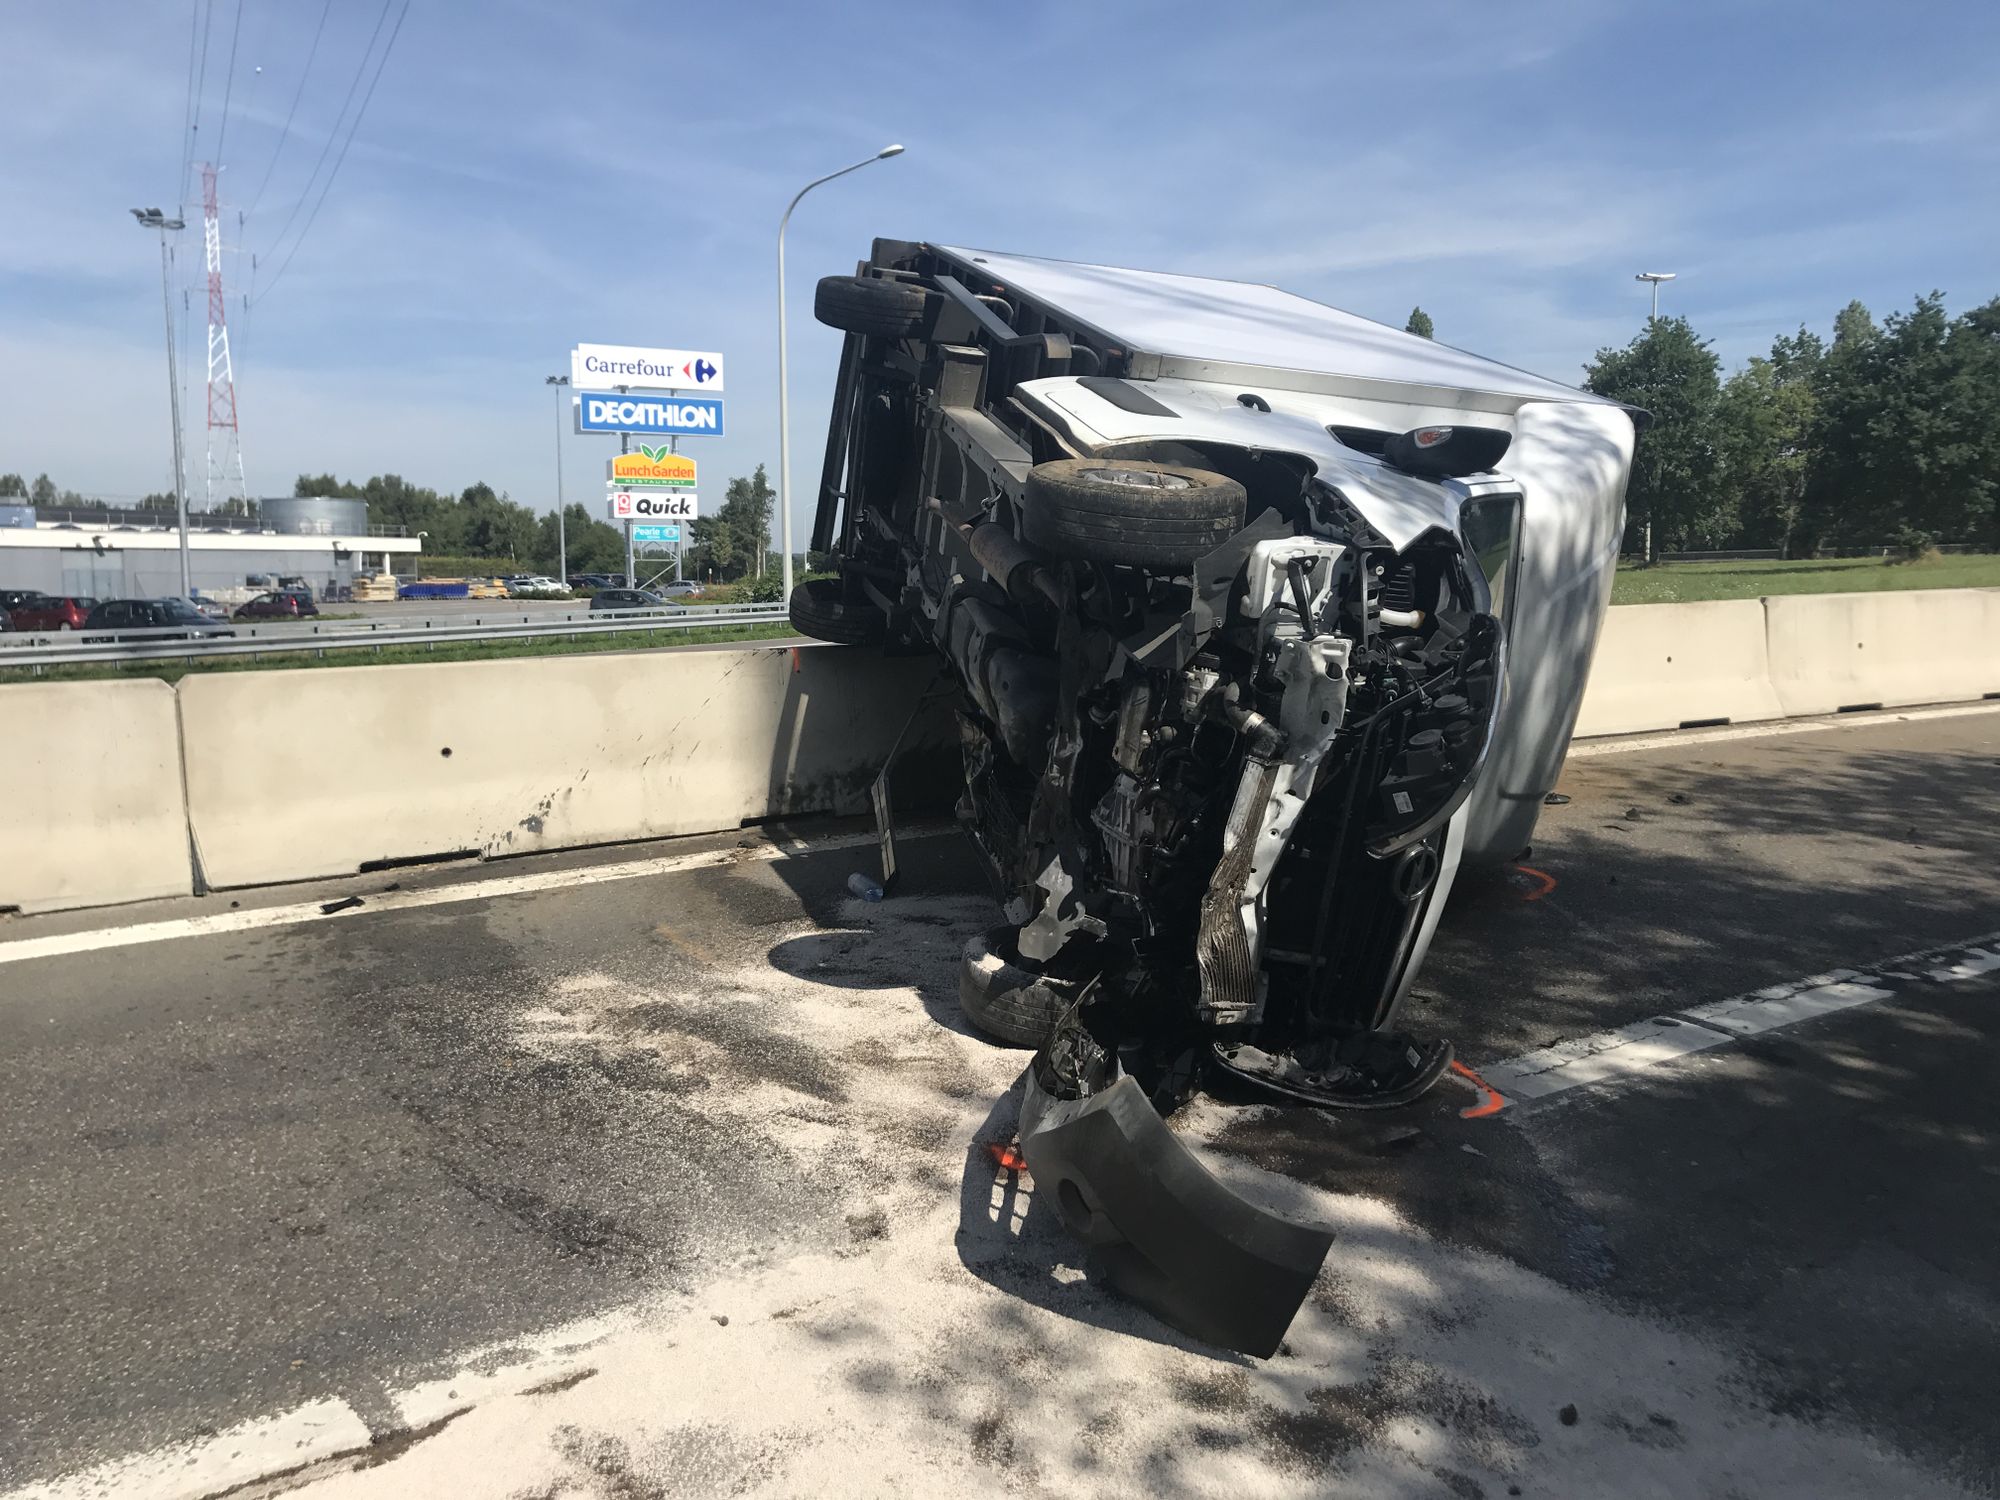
xmin=569 ymin=344 xmax=726 ymax=392
xmin=576 ymin=394 xmax=725 ymax=437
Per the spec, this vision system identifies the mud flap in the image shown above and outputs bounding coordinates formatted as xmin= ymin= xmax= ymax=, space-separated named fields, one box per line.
xmin=870 ymin=671 xmax=954 ymax=895
xmin=1018 ymin=1068 xmax=1333 ymax=1358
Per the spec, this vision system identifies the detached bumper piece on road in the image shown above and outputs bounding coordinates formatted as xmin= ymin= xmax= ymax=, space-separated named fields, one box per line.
xmin=1018 ymin=1041 xmax=1333 ymax=1358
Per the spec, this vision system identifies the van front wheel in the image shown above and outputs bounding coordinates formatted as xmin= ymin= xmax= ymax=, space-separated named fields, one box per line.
xmin=1022 ymin=459 xmax=1246 ymax=569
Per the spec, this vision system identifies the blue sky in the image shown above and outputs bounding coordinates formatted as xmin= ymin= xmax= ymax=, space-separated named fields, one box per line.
xmin=4 ymin=0 xmax=1997 ymax=521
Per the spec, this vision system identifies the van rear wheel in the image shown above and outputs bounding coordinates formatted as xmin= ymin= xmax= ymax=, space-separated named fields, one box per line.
xmin=813 ymin=276 xmax=935 ymax=339
xmin=1023 ymin=459 xmax=1246 ymax=569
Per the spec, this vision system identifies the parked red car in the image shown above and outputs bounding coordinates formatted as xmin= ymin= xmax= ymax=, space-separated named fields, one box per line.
xmin=8 ymin=595 xmax=95 ymax=631
xmin=233 ymin=591 xmax=319 ymax=620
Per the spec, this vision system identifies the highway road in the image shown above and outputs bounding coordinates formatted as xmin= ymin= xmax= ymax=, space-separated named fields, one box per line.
xmin=2 ymin=705 xmax=1997 ymax=1498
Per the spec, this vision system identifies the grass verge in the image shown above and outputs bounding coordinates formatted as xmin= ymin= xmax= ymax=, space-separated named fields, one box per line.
xmin=1611 ymin=552 xmax=2000 ymax=605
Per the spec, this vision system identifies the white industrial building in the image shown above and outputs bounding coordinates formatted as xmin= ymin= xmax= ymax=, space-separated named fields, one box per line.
xmin=0 ymin=497 xmax=420 ymax=599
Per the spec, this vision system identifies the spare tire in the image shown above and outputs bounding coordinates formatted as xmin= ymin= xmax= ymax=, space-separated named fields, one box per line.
xmin=1022 ymin=459 xmax=1246 ymax=569
xmin=788 ymin=578 xmax=886 ymax=645
xmin=958 ymin=927 xmax=1080 ymax=1048
xmin=813 ymin=276 xmax=934 ymax=339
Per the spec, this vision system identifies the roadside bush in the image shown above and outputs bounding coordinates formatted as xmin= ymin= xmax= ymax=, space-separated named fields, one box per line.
xmin=1892 ymin=526 xmax=1939 ymax=562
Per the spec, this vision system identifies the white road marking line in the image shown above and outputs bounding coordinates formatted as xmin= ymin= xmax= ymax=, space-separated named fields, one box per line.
xmin=6 ymin=1397 xmax=372 ymax=1500
xmin=0 ymin=827 xmax=948 ymax=968
xmin=1481 ymin=1016 xmax=1731 ymax=1101
xmin=0 ymin=1311 xmax=634 ymax=1500
xmin=1567 ymin=699 xmax=2000 ymax=758
xmin=1481 ymin=931 xmax=2000 ymax=1112
xmin=386 ymin=1308 xmax=629 ymax=1432
xmin=1681 ymin=977 xmax=1896 ymax=1037
xmin=1934 ymin=945 xmax=2000 ymax=982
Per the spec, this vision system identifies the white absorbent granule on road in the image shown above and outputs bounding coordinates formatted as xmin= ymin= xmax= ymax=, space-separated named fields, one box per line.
xmin=269 ymin=886 xmax=1975 ymax=1500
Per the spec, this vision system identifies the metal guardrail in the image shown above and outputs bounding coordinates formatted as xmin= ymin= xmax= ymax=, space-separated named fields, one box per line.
xmin=0 ymin=604 xmax=794 ymax=670
xmin=1631 ymin=544 xmax=1993 ymax=563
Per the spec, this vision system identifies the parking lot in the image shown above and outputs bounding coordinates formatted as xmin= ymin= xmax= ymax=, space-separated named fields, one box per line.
xmin=3 ymin=705 xmax=1997 ymax=1498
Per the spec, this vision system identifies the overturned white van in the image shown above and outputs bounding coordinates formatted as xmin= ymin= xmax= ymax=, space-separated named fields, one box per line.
xmin=797 ymin=241 xmax=1637 ymax=1354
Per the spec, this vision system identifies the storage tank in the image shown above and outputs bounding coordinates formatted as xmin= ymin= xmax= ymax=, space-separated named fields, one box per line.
xmin=259 ymin=496 xmax=369 ymax=536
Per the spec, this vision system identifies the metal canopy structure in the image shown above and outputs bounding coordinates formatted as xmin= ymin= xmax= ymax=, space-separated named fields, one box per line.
xmin=936 ymin=246 xmax=1617 ymax=408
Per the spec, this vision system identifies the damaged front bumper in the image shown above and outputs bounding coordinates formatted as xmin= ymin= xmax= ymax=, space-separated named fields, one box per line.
xmin=1018 ymin=1057 xmax=1332 ymax=1358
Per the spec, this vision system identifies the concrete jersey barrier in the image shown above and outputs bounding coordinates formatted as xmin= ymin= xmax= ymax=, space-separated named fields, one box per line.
xmin=1763 ymin=589 xmax=2000 ymax=717
xmin=5 ymin=590 xmax=1997 ymax=913
xmin=176 ymin=642 xmax=955 ymax=889
xmin=0 ymin=679 xmax=193 ymax=913
xmin=1572 ymin=599 xmax=1787 ymax=738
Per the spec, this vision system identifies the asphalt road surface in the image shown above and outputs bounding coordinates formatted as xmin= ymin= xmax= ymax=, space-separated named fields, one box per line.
xmin=2 ymin=705 xmax=1996 ymax=1498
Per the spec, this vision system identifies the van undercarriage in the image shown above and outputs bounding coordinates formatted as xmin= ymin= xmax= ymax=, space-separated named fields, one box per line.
xmin=793 ymin=240 xmax=1622 ymax=1355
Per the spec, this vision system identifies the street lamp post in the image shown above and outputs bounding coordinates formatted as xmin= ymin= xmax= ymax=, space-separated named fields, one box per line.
xmin=777 ymin=144 xmax=905 ymax=603
xmin=1633 ymin=272 xmax=1676 ymax=563
xmin=546 ymin=375 xmax=569 ymax=584
xmin=131 ymin=208 xmax=191 ymax=598
xmin=1635 ymin=270 xmax=1676 ymax=322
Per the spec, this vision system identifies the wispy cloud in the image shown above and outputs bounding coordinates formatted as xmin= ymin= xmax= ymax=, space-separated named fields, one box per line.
xmin=4 ymin=0 xmax=1997 ymax=505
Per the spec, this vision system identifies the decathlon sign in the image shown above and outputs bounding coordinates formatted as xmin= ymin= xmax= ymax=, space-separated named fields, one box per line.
xmin=575 ymin=392 xmax=725 ymax=437
xmin=609 ymin=489 xmax=697 ymax=520
xmin=571 ymin=343 xmax=724 ymax=393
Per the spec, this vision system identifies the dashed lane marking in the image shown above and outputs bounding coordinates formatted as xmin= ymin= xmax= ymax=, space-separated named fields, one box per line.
xmin=1476 ymin=932 xmax=2000 ymax=1112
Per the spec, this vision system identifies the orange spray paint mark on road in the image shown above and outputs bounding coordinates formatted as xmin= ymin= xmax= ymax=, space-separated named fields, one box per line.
xmin=1450 ymin=1059 xmax=1508 ymax=1118
xmin=1512 ymin=864 xmax=1558 ymax=902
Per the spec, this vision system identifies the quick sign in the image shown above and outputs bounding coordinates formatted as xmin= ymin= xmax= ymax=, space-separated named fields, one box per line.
xmin=632 ymin=525 xmax=682 ymax=544
xmin=609 ymin=490 xmax=697 ymax=520
xmin=571 ymin=344 xmax=724 ymax=392
xmin=575 ymin=393 xmax=725 ymax=436
xmin=607 ymin=447 xmax=697 ymax=489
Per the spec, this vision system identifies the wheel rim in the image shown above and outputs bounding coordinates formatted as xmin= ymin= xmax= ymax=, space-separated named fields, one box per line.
xmin=1075 ymin=466 xmax=1194 ymax=492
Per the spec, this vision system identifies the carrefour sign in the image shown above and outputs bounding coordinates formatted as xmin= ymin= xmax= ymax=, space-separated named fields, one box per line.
xmin=570 ymin=343 xmax=723 ymax=392
xmin=574 ymin=392 xmax=725 ymax=437
xmin=608 ymin=447 xmax=697 ymax=489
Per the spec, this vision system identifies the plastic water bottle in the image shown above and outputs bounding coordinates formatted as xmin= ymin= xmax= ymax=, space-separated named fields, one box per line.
xmin=846 ymin=871 xmax=884 ymax=902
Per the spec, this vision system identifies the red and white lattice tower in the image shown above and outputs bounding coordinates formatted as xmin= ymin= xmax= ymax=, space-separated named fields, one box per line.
xmin=202 ymin=163 xmax=248 ymax=510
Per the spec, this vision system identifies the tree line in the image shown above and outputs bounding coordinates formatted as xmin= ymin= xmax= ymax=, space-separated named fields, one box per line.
xmin=293 ymin=465 xmax=780 ymax=581
xmin=1582 ymin=293 xmax=1999 ymax=557
xmin=1 ymin=472 xmax=256 ymax=515
xmin=0 ymin=472 xmax=157 ymax=510
xmin=27 ymin=289 xmax=1992 ymax=568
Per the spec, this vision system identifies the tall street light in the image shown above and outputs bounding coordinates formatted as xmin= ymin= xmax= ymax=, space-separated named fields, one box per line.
xmin=131 ymin=208 xmax=192 ymax=598
xmin=1635 ymin=270 xmax=1676 ymax=322
xmin=1633 ymin=272 xmax=1677 ymax=565
xmin=777 ymin=143 xmax=905 ymax=603
xmin=546 ymin=374 xmax=569 ymax=584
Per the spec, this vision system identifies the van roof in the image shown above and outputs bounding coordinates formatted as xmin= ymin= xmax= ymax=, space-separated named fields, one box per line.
xmin=936 ymin=245 xmax=1618 ymax=410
